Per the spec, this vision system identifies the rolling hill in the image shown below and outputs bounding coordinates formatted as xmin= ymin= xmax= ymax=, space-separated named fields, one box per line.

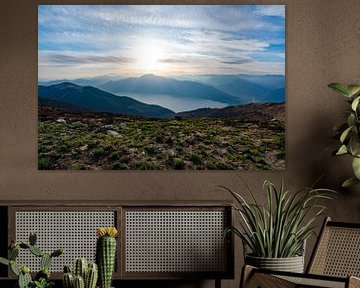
xmin=38 ymin=82 xmax=175 ymax=118
xmin=176 ymin=102 xmax=285 ymax=122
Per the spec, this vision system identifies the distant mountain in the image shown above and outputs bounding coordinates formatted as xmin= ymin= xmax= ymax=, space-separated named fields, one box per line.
xmin=205 ymin=74 xmax=285 ymax=90
xmin=217 ymin=79 xmax=285 ymax=103
xmin=38 ymin=82 xmax=175 ymax=118
xmin=176 ymin=102 xmax=285 ymax=122
xmin=99 ymin=74 xmax=240 ymax=105
xmin=217 ymin=79 xmax=271 ymax=103
xmin=39 ymin=75 xmax=123 ymax=87
xmin=234 ymin=75 xmax=285 ymax=90
xmin=265 ymin=87 xmax=285 ymax=102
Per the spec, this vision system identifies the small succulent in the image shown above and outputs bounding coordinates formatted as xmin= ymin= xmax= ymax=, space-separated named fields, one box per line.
xmin=32 ymin=278 xmax=54 ymax=288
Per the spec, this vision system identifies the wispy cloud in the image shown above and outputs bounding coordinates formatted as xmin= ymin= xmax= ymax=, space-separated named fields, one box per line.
xmin=40 ymin=51 xmax=133 ymax=65
xmin=38 ymin=5 xmax=285 ymax=79
xmin=255 ymin=5 xmax=285 ymax=18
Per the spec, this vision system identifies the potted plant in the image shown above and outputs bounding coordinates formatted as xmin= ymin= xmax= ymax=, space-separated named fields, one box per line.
xmin=222 ymin=179 xmax=334 ymax=273
xmin=328 ymin=83 xmax=360 ymax=187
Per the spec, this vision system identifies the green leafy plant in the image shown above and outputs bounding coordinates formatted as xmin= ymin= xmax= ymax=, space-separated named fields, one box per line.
xmin=0 ymin=232 xmax=63 ymax=288
xmin=328 ymin=83 xmax=360 ymax=187
xmin=222 ymin=179 xmax=334 ymax=258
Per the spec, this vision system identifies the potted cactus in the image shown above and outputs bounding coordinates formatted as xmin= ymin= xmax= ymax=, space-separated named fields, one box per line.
xmin=96 ymin=227 xmax=118 ymax=288
xmin=62 ymin=258 xmax=98 ymax=288
xmin=0 ymin=232 xmax=63 ymax=288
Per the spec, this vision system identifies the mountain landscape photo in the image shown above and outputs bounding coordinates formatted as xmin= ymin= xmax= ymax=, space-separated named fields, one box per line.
xmin=38 ymin=5 xmax=285 ymax=170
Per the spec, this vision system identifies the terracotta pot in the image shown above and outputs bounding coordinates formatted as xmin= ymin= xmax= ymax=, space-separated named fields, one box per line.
xmin=245 ymin=254 xmax=304 ymax=273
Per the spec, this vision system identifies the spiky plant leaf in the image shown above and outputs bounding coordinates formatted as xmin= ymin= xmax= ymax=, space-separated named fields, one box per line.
xmin=221 ymin=179 xmax=335 ymax=258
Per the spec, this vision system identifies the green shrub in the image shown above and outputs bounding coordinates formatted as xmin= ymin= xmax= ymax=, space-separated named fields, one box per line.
xmin=93 ymin=146 xmax=105 ymax=157
xmin=71 ymin=162 xmax=85 ymax=170
xmin=108 ymin=151 xmax=120 ymax=161
xmin=38 ymin=156 xmax=53 ymax=170
xmin=189 ymin=153 xmax=201 ymax=165
xmin=174 ymin=158 xmax=185 ymax=170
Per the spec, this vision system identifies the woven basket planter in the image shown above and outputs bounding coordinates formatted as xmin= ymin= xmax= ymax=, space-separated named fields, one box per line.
xmin=245 ymin=254 xmax=305 ymax=273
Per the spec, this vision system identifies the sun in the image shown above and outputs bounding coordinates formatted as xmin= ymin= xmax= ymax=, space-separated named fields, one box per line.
xmin=134 ymin=39 xmax=167 ymax=74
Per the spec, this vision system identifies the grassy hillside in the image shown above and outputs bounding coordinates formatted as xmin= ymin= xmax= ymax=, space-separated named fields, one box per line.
xmin=38 ymin=106 xmax=285 ymax=170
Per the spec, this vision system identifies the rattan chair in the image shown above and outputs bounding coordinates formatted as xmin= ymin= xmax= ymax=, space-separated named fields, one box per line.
xmin=241 ymin=217 xmax=360 ymax=288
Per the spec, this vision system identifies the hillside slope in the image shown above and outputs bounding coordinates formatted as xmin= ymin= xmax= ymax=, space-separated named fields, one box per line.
xmin=38 ymin=82 xmax=175 ymax=118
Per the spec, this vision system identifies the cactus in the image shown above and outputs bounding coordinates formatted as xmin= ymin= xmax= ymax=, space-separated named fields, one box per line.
xmin=63 ymin=260 xmax=98 ymax=288
xmin=0 ymin=257 xmax=9 ymax=266
xmin=63 ymin=272 xmax=74 ymax=288
xmin=18 ymin=269 xmax=32 ymax=288
xmin=10 ymin=260 xmax=20 ymax=276
xmin=74 ymin=258 xmax=88 ymax=279
xmin=41 ymin=253 xmax=52 ymax=270
xmin=35 ymin=268 xmax=51 ymax=281
xmin=0 ymin=232 xmax=63 ymax=288
xmin=29 ymin=232 xmax=37 ymax=246
xmin=51 ymin=248 xmax=64 ymax=258
xmin=85 ymin=263 xmax=98 ymax=288
xmin=74 ymin=275 xmax=85 ymax=288
xmin=96 ymin=227 xmax=118 ymax=288
xmin=29 ymin=245 xmax=44 ymax=257
xmin=9 ymin=246 xmax=19 ymax=260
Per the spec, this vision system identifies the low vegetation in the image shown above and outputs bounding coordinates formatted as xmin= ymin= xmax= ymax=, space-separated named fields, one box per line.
xmin=38 ymin=106 xmax=285 ymax=170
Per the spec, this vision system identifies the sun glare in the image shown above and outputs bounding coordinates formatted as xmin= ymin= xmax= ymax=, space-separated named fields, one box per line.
xmin=134 ymin=39 xmax=167 ymax=74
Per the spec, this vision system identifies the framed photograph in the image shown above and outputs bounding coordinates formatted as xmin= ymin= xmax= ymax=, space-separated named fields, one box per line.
xmin=38 ymin=5 xmax=285 ymax=170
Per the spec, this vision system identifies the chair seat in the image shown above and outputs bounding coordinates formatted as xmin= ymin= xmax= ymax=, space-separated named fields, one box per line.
xmin=277 ymin=274 xmax=346 ymax=288
xmin=243 ymin=266 xmax=360 ymax=288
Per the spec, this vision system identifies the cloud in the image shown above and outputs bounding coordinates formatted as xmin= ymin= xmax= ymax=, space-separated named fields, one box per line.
xmin=38 ymin=5 xmax=285 ymax=79
xmin=39 ymin=51 xmax=134 ymax=65
xmin=158 ymin=58 xmax=190 ymax=64
xmin=255 ymin=5 xmax=285 ymax=18
xmin=221 ymin=59 xmax=253 ymax=65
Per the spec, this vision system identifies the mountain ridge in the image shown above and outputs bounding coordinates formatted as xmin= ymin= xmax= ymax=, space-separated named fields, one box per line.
xmin=99 ymin=74 xmax=240 ymax=105
xmin=38 ymin=82 xmax=175 ymax=118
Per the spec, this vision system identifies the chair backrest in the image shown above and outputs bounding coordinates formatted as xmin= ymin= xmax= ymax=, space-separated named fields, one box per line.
xmin=307 ymin=217 xmax=360 ymax=277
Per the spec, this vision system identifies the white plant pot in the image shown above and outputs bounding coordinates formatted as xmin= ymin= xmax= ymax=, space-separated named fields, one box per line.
xmin=245 ymin=254 xmax=305 ymax=273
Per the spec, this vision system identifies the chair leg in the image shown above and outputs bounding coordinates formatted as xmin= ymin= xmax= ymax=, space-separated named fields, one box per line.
xmin=240 ymin=265 xmax=296 ymax=288
xmin=240 ymin=265 xmax=255 ymax=288
xmin=215 ymin=278 xmax=221 ymax=288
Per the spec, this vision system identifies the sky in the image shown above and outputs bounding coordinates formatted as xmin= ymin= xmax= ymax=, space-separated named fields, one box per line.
xmin=38 ymin=5 xmax=285 ymax=81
